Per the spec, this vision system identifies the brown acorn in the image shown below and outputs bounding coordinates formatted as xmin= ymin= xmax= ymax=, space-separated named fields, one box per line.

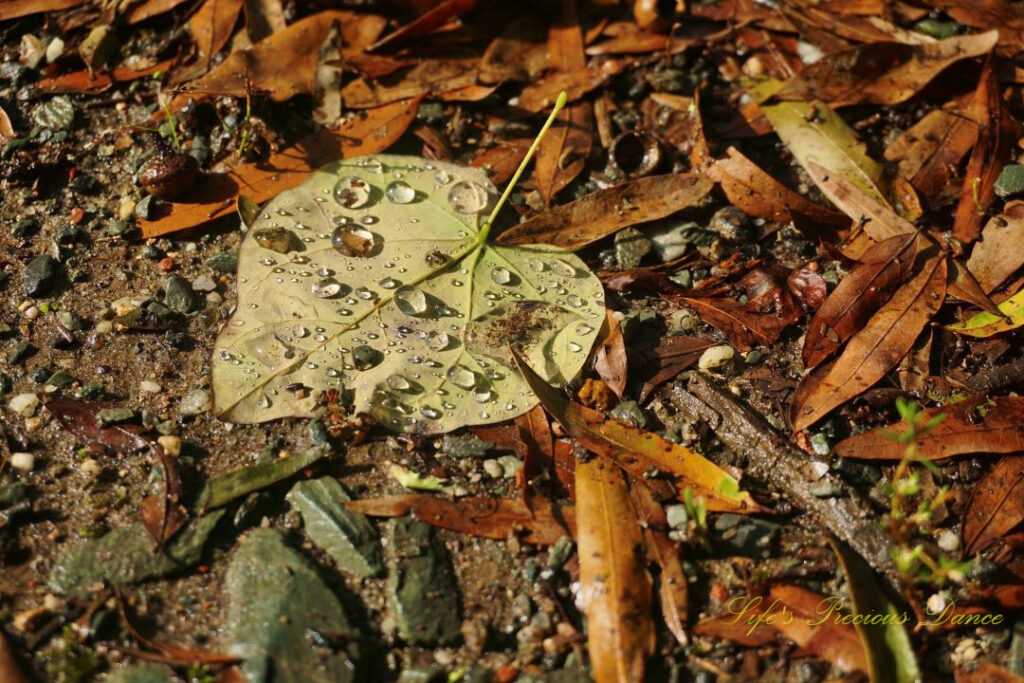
xmin=137 ymin=151 xmax=199 ymax=200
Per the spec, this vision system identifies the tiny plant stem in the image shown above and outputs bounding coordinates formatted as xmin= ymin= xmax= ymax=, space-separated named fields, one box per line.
xmin=478 ymin=91 xmax=568 ymax=243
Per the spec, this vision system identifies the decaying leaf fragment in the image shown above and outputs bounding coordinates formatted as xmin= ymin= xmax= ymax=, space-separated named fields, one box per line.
xmin=212 ymin=155 xmax=604 ymax=434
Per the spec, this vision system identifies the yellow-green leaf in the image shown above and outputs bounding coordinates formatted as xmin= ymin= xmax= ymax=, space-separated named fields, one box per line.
xmin=945 ymin=286 xmax=1024 ymax=337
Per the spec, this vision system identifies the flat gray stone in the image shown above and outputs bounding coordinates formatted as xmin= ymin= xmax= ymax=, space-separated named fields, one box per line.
xmin=50 ymin=511 xmax=225 ymax=592
xmin=387 ymin=518 xmax=461 ymax=646
xmin=286 ymin=477 xmax=383 ymax=578
xmin=226 ymin=528 xmax=359 ymax=683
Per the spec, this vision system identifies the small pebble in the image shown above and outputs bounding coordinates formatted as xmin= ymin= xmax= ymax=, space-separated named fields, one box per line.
xmin=10 ymin=452 xmax=35 ymax=471
xmin=9 ymin=393 xmax=40 ymax=417
xmin=139 ymin=380 xmax=162 ymax=394
xmin=180 ymin=389 xmax=211 ymax=416
xmin=698 ymin=345 xmax=735 ymax=371
xmin=80 ymin=458 xmax=102 ymax=478
xmin=157 ymin=435 xmax=182 ymax=457
xmin=191 ymin=275 xmax=217 ymax=292
xmin=482 ymin=459 xmax=503 ymax=479
xmin=937 ymin=529 xmax=960 ymax=553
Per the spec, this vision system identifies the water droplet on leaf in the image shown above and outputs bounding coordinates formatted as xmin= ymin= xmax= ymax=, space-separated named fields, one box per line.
xmin=490 ymin=267 xmax=512 ymax=285
xmin=385 ymin=181 xmax=415 ymax=204
xmin=447 ymin=180 xmax=489 ymax=214
xmin=333 ymin=176 xmax=372 ymax=208
xmin=446 ymin=365 xmax=476 ymax=389
xmin=394 ymin=286 xmax=429 ymax=316
xmin=332 ymin=225 xmax=379 ymax=257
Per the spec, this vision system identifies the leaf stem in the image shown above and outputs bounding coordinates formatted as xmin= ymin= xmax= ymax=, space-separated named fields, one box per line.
xmin=478 ymin=91 xmax=568 ymax=243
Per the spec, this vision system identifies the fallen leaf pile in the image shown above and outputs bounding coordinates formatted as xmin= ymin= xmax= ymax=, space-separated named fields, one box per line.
xmin=4 ymin=0 xmax=1024 ymax=680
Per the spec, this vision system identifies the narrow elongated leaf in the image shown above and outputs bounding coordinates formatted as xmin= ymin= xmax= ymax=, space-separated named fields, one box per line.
xmin=953 ymin=59 xmax=1021 ymax=244
xmin=755 ymin=87 xmax=888 ymax=215
xmin=884 ymin=98 xmax=979 ymax=199
xmin=496 ymin=174 xmax=713 ymax=249
xmin=774 ymin=32 xmax=998 ymax=107
xmin=802 ymin=233 xmax=918 ymax=369
xmin=630 ymin=482 xmax=688 ymax=646
xmin=804 ymin=160 xmax=918 ymax=259
xmin=513 ymin=350 xmax=761 ymax=512
xmin=212 ymin=155 xmax=605 ymax=434
xmin=963 ymin=454 xmax=1024 ymax=556
xmin=576 ymin=457 xmax=655 ymax=683
xmin=593 ymin=310 xmax=627 ymax=398
xmin=533 ymin=5 xmax=591 ymax=204
xmin=792 ymin=255 xmax=946 ymax=431
xmin=765 ymin=585 xmax=869 ymax=675
xmin=834 ymin=397 xmax=1024 ymax=461
xmin=344 ymin=493 xmax=574 ymax=545
xmin=946 ymin=285 xmax=1024 ymax=337
xmin=828 ymin=539 xmax=920 ymax=683
xmin=708 ymin=147 xmax=847 ymax=227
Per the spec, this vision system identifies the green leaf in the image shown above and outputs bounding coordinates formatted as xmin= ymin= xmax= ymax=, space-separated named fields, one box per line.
xmin=212 ymin=154 xmax=604 ymax=434
xmin=945 ymin=286 xmax=1024 ymax=337
xmin=828 ymin=538 xmax=920 ymax=683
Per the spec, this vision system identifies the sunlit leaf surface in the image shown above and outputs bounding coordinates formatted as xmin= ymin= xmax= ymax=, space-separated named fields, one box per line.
xmin=213 ymin=154 xmax=605 ymax=434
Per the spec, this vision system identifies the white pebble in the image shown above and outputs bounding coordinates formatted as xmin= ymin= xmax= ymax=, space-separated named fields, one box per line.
xmin=937 ymin=529 xmax=960 ymax=553
xmin=179 ymin=389 xmax=211 ymax=416
xmin=139 ymin=380 xmax=162 ymax=394
xmin=94 ymin=320 xmax=113 ymax=334
xmin=482 ymin=459 xmax=503 ymax=479
xmin=9 ymin=452 xmax=35 ymax=471
xmin=699 ymin=345 xmax=735 ymax=371
xmin=8 ymin=393 xmax=40 ymax=417
xmin=21 ymin=306 xmax=39 ymax=321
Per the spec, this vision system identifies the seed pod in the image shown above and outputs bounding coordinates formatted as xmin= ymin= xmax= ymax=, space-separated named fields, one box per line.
xmin=609 ymin=130 xmax=662 ymax=178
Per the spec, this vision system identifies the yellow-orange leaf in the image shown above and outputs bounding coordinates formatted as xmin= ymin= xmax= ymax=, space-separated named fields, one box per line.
xmin=576 ymin=458 xmax=654 ymax=683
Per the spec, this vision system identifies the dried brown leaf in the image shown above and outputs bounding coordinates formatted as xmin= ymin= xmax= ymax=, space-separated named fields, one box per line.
xmin=774 ymin=32 xmax=997 ymax=107
xmin=670 ymin=295 xmax=791 ymax=352
xmin=883 ymin=98 xmax=979 ymax=200
xmin=345 ymin=494 xmax=574 ymax=545
xmin=963 ymin=454 xmax=1024 ymax=556
xmin=834 ymin=396 xmax=1024 ymax=461
xmin=638 ymin=335 xmax=715 ymax=402
xmin=180 ymin=11 xmax=385 ymax=102
xmin=171 ymin=0 xmax=246 ymax=84
xmin=341 ymin=58 xmax=481 ymax=108
xmin=576 ymin=458 xmax=655 ymax=683
xmin=497 ymin=174 xmax=713 ymax=249
xmin=708 ymin=147 xmax=847 ymax=227
xmin=792 ymin=254 xmax=947 ymax=431
xmin=802 ymin=233 xmax=918 ymax=369
xmin=139 ymin=97 xmax=422 ymax=238
xmin=967 ymin=201 xmax=1024 ymax=294
xmin=0 ymin=633 xmax=29 ymax=683
xmin=594 ymin=311 xmax=628 ymax=399
xmin=368 ymin=0 xmax=479 ymax=53
xmin=35 ymin=59 xmax=175 ymax=94
xmin=953 ymin=58 xmax=1020 ymax=244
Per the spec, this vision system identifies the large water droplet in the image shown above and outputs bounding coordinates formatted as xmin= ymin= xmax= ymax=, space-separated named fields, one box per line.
xmin=333 ymin=176 xmax=372 ymax=208
xmin=386 ymin=374 xmax=411 ymax=391
xmin=490 ymin=266 xmax=512 ymax=285
xmin=551 ymin=259 xmax=577 ymax=277
xmin=426 ymin=330 xmax=450 ymax=351
xmin=253 ymin=227 xmax=299 ymax=253
xmin=379 ymin=277 xmax=400 ymax=289
xmin=528 ymin=258 xmax=545 ymax=272
xmin=567 ymin=294 xmax=583 ymax=307
xmin=352 ymin=345 xmax=382 ymax=370
xmin=355 ymin=286 xmax=376 ymax=300
xmin=332 ymin=225 xmax=379 ymax=257
xmin=394 ymin=286 xmax=429 ymax=316
xmin=576 ymin=324 xmax=594 ymax=335
xmin=311 ymin=278 xmax=343 ymax=299
xmin=568 ymin=342 xmax=583 ymax=352
xmin=447 ymin=180 xmax=489 ymax=214
xmin=385 ymin=180 xmax=415 ymax=204
xmin=446 ymin=365 xmax=476 ymax=389
xmin=434 ymin=169 xmax=451 ymax=184
xmin=472 ymin=388 xmax=493 ymax=403
xmin=421 ymin=406 xmax=441 ymax=420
